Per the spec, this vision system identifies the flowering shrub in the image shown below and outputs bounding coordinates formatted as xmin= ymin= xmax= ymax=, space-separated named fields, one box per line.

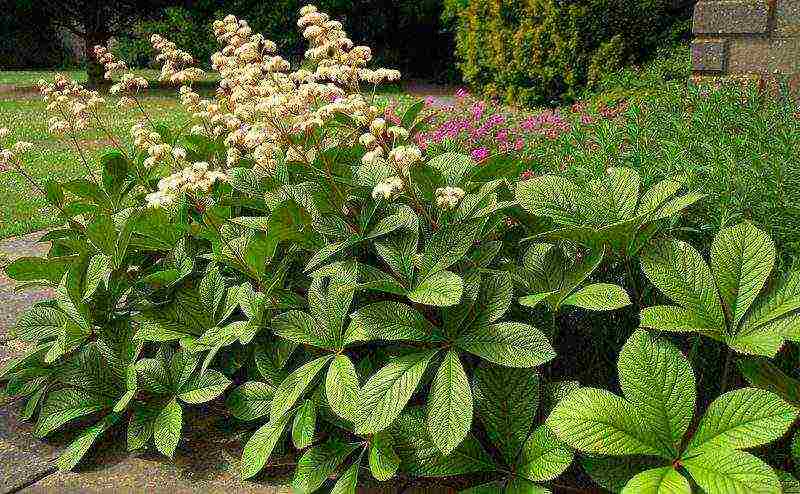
xmin=1 ymin=5 xmax=799 ymax=493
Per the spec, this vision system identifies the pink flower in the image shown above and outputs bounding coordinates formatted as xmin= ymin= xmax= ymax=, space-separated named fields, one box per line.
xmin=424 ymin=96 xmax=437 ymax=107
xmin=580 ymin=114 xmax=594 ymax=125
xmin=471 ymin=147 xmax=489 ymax=162
xmin=514 ymin=138 xmax=524 ymax=151
xmin=455 ymin=88 xmax=470 ymax=99
xmin=520 ymin=170 xmax=536 ymax=181
xmin=495 ymin=129 xmax=509 ymax=143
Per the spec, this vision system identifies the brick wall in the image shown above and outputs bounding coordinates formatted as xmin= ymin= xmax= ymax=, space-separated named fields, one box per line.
xmin=692 ymin=0 xmax=800 ymax=75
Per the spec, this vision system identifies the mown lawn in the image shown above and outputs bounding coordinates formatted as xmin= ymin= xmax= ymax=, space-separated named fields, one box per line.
xmin=0 ymin=71 xmax=412 ymax=239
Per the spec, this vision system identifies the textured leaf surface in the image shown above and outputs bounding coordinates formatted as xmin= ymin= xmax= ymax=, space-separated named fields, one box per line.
xmin=621 ymin=466 xmax=690 ymax=494
xmin=683 ymin=448 xmax=781 ymax=494
xmin=292 ymin=399 xmax=317 ymax=449
xmin=12 ymin=306 xmax=67 ymax=342
xmin=369 ymin=431 xmax=400 ymax=481
xmin=516 ymin=175 xmax=585 ymax=225
xmin=641 ymin=239 xmax=724 ymax=330
xmin=710 ymin=222 xmax=775 ymax=329
xmin=739 ymin=359 xmax=800 ymax=406
xmin=356 ymin=351 xmax=437 ymax=434
xmin=331 ymin=460 xmax=359 ymax=494
xmin=473 ymin=366 xmax=539 ymax=463
xmin=418 ymin=223 xmax=475 ymax=279
xmin=687 ymin=388 xmax=798 ymax=452
xmin=271 ymin=355 xmax=332 ymax=420
xmin=618 ymin=331 xmax=695 ymax=457
xmin=547 ymin=388 xmax=663 ymax=457
xmin=293 ymin=441 xmax=358 ymax=493
xmin=35 ymin=388 xmax=112 ymax=437
xmin=325 ymin=354 xmax=360 ymax=421
xmin=178 ymin=369 xmax=231 ymax=404
xmin=427 ymin=351 xmax=472 ymax=455
xmin=57 ymin=413 xmax=120 ymax=471
xmin=272 ymin=310 xmax=335 ymax=349
xmin=408 ymin=270 xmax=464 ymax=307
xmin=517 ymin=425 xmax=574 ymax=482
xmin=582 ymin=455 xmax=666 ymax=493
xmin=153 ymin=398 xmax=182 ymax=458
xmin=456 ymin=322 xmax=555 ymax=367
xmin=240 ymin=411 xmax=292 ymax=479
xmin=640 ymin=305 xmax=723 ymax=335
xmin=227 ymin=381 xmax=275 ymax=421
xmin=562 ymin=283 xmax=631 ymax=311
xmin=347 ymin=301 xmax=436 ymax=343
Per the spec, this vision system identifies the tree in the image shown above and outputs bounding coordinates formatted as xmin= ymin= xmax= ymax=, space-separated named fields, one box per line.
xmin=38 ymin=0 xmax=185 ymax=88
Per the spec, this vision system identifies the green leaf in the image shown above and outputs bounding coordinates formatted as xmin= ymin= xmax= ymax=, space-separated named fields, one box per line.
xmin=621 ymin=467 xmax=690 ymax=494
xmin=199 ymin=265 xmax=226 ymax=321
xmin=603 ymin=167 xmax=640 ymax=221
xmin=618 ymin=330 xmax=695 ymax=457
xmin=682 ymin=448 xmax=781 ymax=494
xmin=641 ymin=239 xmax=725 ymax=330
xmin=178 ymin=369 xmax=231 ymax=404
xmin=271 ymin=355 xmax=333 ymax=420
xmin=83 ymin=254 xmax=110 ymax=300
xmin=240 ymin=410 xmax=292 ymax=479
xmin=456 ymin=322 xmax=555 ymax=367
xmin=401 ymin=99 xmax=425 ymax=128
xmin=426 ymin=152 xmax=472 ymax=186
xmin=347 ymin=301 xmax=436 ymax=344
xmin=517 ymin=425 xmax=574 ymax=482
xmin=13 ymin=306 xmax=67 ymax=342
xmin=227 ymin=381 xmax=275 ymax=421
xmin=57 ymin=413 xmax=121 ymax=471
xmin=582 ymin=456 xmax=666 ymax=493
xmin=293 ymin=441 xmax=359 ymax=493
xmin=292 ymin=399 xmax=317 ymax=449
xmin=710 ymin=222 xmax=775 ymax=329
xmin=427 ymin=351 xmax=472 ymax=455
xmin=639 ymin=305 xmax=724 ymax=335
xmin=408 ymin=270 xmax=464 ymax=307
xmin=135 ymin=358 xmax=172 ymax=394
xmin=779 ymin=470 xmax=800 ymax=494
xmin=473 ymin=366 xmax=539 ymax=464
xmin=369 ymin=431 xmax=400 ymax=481
xmin=5 ymin=256 xmax=73 ymax=284
xmin=418 ymin=222 xmax=476 ymax=279
xmin=562 ymin=283 xmax=631 ymax=311
xmin=519 ymin=292 xmax=557 ymax=310
xmin=331 ymin=460 xmax=359 ymax=494
xmin=546 ymin=388 xmax=664 ymax=457
xmin=740 ymin=269 xmax=800 ymax=333
xmin=153 ymin=398 xmax=182 ymax=458
xmin=739 ymin=359 xmax=800 ymax=405
xmin=356 ymin=350 xmax=437 ymax=434
xmin=793 ymin=431 xmax=800 ymax=470
xmin=35 ymin=388 xmax=112 ymax=437
xmin=469 ymin=272 xmax=513 ymax=328
xmin=272 ymin=309 xmax=336 ymax=349
xmin=516 ymin=175 xmax=585 ymax=225
xmin=325 ymin=354 xmax=360 ymax=422
xmin=686 ymin=388 xmax=798 ymax=452
xmin=127 ymin=405 xmax=156 ymax=451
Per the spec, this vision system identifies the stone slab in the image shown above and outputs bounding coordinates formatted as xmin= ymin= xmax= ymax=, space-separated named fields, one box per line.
xmin=692 ymin=39 xmax=728 ymax=72
xmin=775 ymin=0 xmax=800 ymax=36
xmin=693 ymin=0 xmax=771 ymax=35
xmin=0 ymin=403 xmax=60 ymax=493
xmin=727 ymin=36 xmax=800 ymax=73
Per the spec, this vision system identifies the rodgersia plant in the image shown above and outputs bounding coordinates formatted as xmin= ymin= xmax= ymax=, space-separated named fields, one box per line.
xmin=0 ymin=4 xmax=799 ymax=493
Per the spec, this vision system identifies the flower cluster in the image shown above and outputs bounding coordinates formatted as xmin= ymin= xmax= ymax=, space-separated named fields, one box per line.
xmin=145 ymin=162 xmax=228 ymax=208
xmin=37 ymin=74 xmax=107 ymax=134
xmin=151 ymin=34 xmax=205 ymax=85
xmin=435 ymin=186 xmax=465 ymax=210
xmin=0 ymin=128 xmax=33 ymax=173
xmin=371 ymin=176 xmax=404 ymax=201
xmin=94 ymin=46 xmax=148 ymax=95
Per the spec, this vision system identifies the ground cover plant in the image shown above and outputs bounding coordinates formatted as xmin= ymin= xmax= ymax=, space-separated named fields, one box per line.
xmin=0 ymin=4 xmax=799 ymax=493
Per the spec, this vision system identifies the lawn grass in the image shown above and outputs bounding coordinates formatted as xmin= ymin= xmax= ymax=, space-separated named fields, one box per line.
xmin=0 ymin=71 xmax=413 ymax=239
xmin=0 ymin=69 xmax=220 ymax=90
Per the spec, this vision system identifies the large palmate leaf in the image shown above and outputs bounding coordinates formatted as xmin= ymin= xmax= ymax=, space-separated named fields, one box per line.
xmin=325 ymin=354 xmax=360 ymax=422
xmin=738 ymin=359 xmax=800 ymax=405
xmin=620 ymin=466 xmax=690 ymax=494
xmin=153 ymin=398 xmax=182 ymax=458
xmin=389 ymin=408 xmax=494 ymax=477
xmin=618 ymin=330 xmax=695 ymax=457
xmin=292 ymin=399 xmax=317 ymax=449
xmin=456 ymin=322 xmax=555 ymax=368
xmin=12 ymin=306 xmax=68 ymax=342
xmin=271 ymin=355 xmax=333 ymax=420
xmin=685 ymin=388 xmax=798 ymax=452
xmin=473 ymin=366 xmax=539 ymax=464
xmin=682 ymin=448 xmax=781 ymax=494
xmin=517 ymin=425 xmax=573 ymax=482
xmin=427 ymin=351 xmax=472 ymax=455
xmin=739 ymin=269 xmax=800 ymax=343
xmin=293 ymin=441 xmax=358 ymax=493
xmin=417 ymin=222 xmax=477 ymax=279
xmin=516 ymin=174 xmax=586 ymax=225
xmin=582 ymin=455 xmax=667 ymax=493
xmin=330 ymin=460 xmax=359 ymax=494
xmin=641 ymin=239 xmax=725 ymax=330
xmin=35 ymin=388 xmax=113 ymax=437
xmin=241 ymin=410 xmax=293 ymax=479
xmin=57 ymin=413 xmax=121 ymax=471
xmin=547 ymin=388 xmax=664 ymax=457
xmin=227 ymin=381 xmax=275 ymax=421
xmin=408 ymin=270 xmax=464 ymax=307
xmin=355 ymin=350 xmax=437 ymax=434
xmin=177 ymin=369 xmax=231 ymax=404
xmin=710 ymin=222 xmax=774 ymax=329
xmin=561 ymin=283 xmax=631 ymax=311
xmin=369 ymin=431 xmax=400 ymax=481
xmin=272 ymin=310 xmax=336 ymax=349
xmin=346 ymin=301 xmax=437 ymax=343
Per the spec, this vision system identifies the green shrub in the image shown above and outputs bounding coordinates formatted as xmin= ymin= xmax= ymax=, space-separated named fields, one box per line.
xmin=446 ymin=0 xmax=692 ymax=105
xmin=1 ymin=4 xmax=799 ymax=492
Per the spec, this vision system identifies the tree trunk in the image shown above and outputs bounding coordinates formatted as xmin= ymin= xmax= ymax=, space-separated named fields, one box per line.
xmin=85 ymin=31 xmax=111 ymax=91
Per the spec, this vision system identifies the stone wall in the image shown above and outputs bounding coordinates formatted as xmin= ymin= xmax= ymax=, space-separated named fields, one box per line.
xmin=692 ymin=1 xmax=800 ymax=75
